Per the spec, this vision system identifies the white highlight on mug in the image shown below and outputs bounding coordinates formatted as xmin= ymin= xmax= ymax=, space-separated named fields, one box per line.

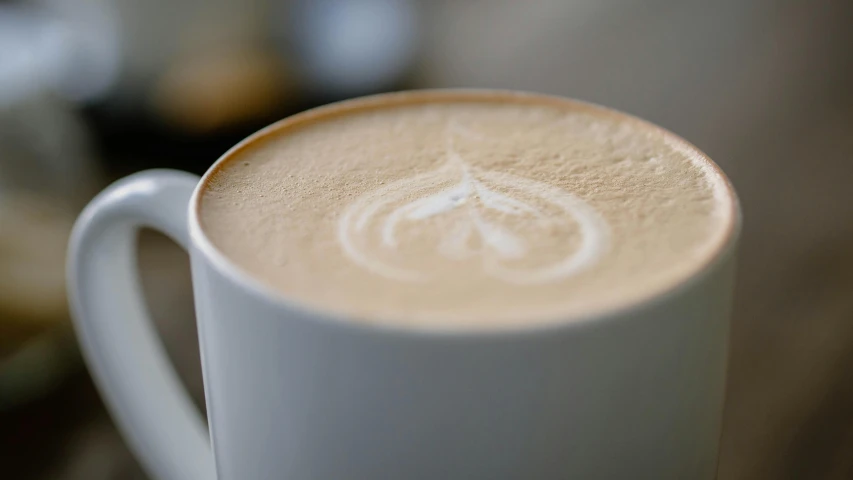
xmin=337 ymin=124 xmax=611 ymax=284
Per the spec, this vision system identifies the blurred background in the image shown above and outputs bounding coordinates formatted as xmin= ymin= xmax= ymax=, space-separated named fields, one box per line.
xmin=0 ymin=0 xmax=851 ymax=478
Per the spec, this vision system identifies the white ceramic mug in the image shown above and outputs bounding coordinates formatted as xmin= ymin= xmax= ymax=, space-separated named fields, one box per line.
xmin=68 ymin=107 xmax=740 ymax=480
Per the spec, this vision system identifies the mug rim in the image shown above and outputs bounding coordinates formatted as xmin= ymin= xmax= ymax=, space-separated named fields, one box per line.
xmin=187 ymin=88 xmax=742 ymax=338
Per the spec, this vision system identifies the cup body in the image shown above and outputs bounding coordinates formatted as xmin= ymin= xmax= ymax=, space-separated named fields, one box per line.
xmin=189 ymin=212 xmax=737 ymax=480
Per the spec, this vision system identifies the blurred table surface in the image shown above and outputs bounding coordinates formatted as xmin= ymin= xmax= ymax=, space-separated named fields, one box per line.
xmin=2 ymin=1 xmax=853 ymax=479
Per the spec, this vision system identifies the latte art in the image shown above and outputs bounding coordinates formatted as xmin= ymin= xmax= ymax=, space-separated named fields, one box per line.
xmin=198 ymin=91 xmax=734 ymax=326
xmin=338 ymin=127 xmax=610 ymax=284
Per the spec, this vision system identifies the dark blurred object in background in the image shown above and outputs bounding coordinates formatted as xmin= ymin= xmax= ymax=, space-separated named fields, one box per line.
xmin=1 ymin=0 xmax=852 ymax=479
xmin=77 ymin=0 xmax=419 ymax=176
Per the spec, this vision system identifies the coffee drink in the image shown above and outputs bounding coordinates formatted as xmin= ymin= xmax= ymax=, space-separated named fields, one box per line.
xmin=198 ymin=91 xmax=735 ymax=327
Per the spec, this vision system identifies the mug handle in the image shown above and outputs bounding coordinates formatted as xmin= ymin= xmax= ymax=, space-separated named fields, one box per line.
xmin=67 ymin=170 xmax=215 ymax=480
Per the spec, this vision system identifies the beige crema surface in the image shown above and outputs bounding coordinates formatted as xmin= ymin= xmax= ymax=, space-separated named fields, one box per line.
xmin=199 ymin=93 xmax=734 ymax=327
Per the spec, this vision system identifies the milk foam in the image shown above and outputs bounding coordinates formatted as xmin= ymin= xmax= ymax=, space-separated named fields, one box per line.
xmin=337 ymin=124 xmax=611 ymax=285
xmin=198 ymin=92 xmax=734 ymax=327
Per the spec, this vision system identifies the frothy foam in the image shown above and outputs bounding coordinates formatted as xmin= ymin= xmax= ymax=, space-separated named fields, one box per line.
xmin=337 ymin=123 xmax=611 ymax=285
xmin=198 ymin=91 xmax=734 ymax=327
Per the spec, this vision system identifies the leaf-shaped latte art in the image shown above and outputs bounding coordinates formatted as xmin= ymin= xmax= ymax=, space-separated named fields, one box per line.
xmin=337 ymin=125 xmax=611 ymax=284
